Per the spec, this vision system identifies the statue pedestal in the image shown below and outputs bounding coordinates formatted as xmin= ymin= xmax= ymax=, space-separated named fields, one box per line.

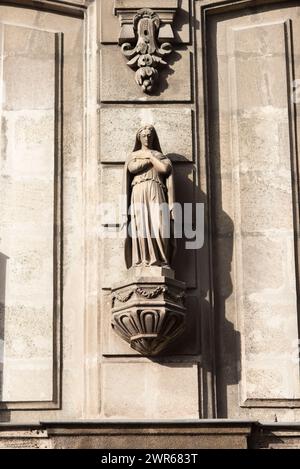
xmin=111 ymin=271 xmax=186 ymax=356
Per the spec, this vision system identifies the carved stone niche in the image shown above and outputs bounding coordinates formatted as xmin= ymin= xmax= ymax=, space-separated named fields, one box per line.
xmin=114 ymin=1 xmax=179 ymax=93
xmin=110 ymin=124 xmax=186 ymax=356
xmin=111 ymin=270 xmax=186 ymax=356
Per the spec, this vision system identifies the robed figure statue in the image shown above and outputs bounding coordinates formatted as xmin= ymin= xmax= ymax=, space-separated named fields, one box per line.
xmin=124 ymin=125 xmax=175 ymax=269
xmin=113 ymin=125 xmax=185 ymax=356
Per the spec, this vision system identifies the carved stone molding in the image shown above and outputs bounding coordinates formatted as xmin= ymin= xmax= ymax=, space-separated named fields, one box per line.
xmin=111 ymin=278 xmax=186 ymax=356
xmin=114 ymin=1 xmax=179 ymax=43
xmin=114 ymin=2 xmax=179 ymax=93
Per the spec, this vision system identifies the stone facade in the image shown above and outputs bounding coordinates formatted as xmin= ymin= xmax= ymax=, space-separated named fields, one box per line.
xmin=0 ymin=0 xmax=300 ymax=449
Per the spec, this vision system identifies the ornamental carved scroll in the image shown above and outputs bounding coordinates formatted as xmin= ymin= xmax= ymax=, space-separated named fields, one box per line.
xmin=121 ymin=9 xmax=173 ymax=93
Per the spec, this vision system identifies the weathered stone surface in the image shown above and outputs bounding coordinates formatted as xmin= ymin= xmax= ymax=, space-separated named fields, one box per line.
xmin=0 ymin=421 xmax=256 ymax=449
xmin=241 ymin=236 xmax=286 ymax=293
xmin=239 ymin=172 xmax=294 ymax=232
xmin=0 ymin=24 xmax=55 ymax=403
xmin=102 ymin=362 xmax=199 ymax=418
xmin=99 ymin=164 xmax=127 ymax=287
xmin=100 ymin=107 xmax=193 ymax=163
xmin=238 ymin=115 xmax=289 ymax=172
xmin=0 ymin=4 xmax=85 ymax=419
xmin=50 ymin=427 xmax=250 ymax=449
xmin=99 ymin=0 xmax=191 ymax=44
xmin=3 ymin=422 xmax=300 ymax=449
xmin=0 ymin=434 xmax=51 ymax=449
xmin=210 ymin=8 xmax=300 ymax=414
xmin=251 ymin=424 xmax=300 ymax=449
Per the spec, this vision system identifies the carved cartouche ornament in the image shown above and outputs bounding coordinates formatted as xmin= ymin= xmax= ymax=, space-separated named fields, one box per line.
xmin=121 ymin=9 xmax=172 ymax=93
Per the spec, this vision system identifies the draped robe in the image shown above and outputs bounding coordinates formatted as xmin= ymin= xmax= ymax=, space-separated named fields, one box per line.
xmin=124 ymin=150 xmax=175 ymax=269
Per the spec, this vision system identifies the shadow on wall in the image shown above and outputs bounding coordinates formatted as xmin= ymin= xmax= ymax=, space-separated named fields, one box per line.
xmin=153 ymin=7 xmax=240 ymax=417
xmin=173 ymin=166 xmax=239 ymax=418
xmin=150 ymin=47 xmax=187 ymax=97
xmin=173 ymin=0 xmax=191 ymax=43
xmin=161 ymin=158 xmax=203 ymax=361
xmin=143 ymin=148 xmax=240 ymax=418
xmin=0 ymin=252 xmax=10 ymax=422
xmin=206 ymin=15 xmax=241 ymax=418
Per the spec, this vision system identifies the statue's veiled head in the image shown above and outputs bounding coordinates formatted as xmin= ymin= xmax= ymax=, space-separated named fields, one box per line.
xmin=133 ymin=125 xmax=163 ymax=153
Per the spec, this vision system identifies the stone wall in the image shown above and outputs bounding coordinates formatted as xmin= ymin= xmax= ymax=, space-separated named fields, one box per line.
xmin=205 ymin=0 xmax=300 ymax=420
xmin=98 ymin=0 xmax=203 ymax=420
xmin=0 ymin=0 xmax=300 ymax=443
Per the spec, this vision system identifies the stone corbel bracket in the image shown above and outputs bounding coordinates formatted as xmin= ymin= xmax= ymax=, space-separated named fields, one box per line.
xmin=114 ymin=1 xmax=179 ymax=93
xmin=111 ymin=277 xmax=186 ymax=356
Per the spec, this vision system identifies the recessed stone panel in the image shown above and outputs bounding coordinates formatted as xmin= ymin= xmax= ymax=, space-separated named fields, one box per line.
xmin=213 ymin=19 xmax=300 ymax=404
xmin=100 ymin=46 xmax=191 ymax=102
xmin=100 ymin=107 xmax=193 ymax=163
xmin=103 ymin=361 xmax=199 ymax=418
xmin=0 ymin=24 xmax=57 ymax=403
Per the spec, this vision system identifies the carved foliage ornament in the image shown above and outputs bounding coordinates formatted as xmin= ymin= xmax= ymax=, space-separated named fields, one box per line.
xmin=121 ymin=9 xmax=172 ymax=93
xmin=112 ymin=286 xmax=186 ymax=307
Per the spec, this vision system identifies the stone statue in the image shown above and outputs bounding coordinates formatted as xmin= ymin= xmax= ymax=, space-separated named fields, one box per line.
xmin=112 ymin=125 xmax=185 ymax=356
xmin=124 ymin=125 xmax=175 ymax=269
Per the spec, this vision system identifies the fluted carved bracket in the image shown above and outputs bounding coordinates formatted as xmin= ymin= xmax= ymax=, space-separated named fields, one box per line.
xmin=114 ymin=1 xmax=179 ymax=93
xmin=111 ymin=277 xmax=186 ymax=356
